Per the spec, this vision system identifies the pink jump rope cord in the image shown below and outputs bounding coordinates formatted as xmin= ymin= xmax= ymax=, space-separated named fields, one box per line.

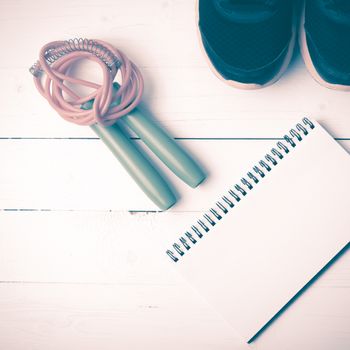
xmin=32 ymin=39 xmax=144 ymax=126
xmin=30 ymin=38 xmax=205 ymax=209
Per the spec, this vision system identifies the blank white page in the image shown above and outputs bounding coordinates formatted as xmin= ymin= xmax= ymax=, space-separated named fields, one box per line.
xmin=164 ymin=120 xmax=350 ymax=342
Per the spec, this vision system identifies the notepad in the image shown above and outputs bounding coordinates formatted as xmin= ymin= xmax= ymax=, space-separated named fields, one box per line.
xmin=160 ymin=118 xmax=350 ymax=343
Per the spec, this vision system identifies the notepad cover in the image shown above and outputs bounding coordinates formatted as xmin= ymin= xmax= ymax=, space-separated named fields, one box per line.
xmin=158 ymin=120 xmax=350 ymax=342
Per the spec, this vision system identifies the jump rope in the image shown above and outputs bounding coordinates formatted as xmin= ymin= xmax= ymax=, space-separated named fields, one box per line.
xmin=30 ymin=38 xmax=206 ymax=210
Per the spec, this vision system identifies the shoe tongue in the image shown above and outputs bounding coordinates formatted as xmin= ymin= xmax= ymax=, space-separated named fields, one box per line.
xmin=214 ymin=0 xmax=281 ymax=22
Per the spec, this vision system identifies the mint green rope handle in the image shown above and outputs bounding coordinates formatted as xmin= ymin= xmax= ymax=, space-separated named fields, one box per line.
xmin=82 ymin=102 xmax=176 ymax=211
xmin=122 ymin=108 xmax=206 ymax=188
xmin=91 ymin=123 xmax=176 ymax=210
xmin=113 ymin=83 xmax=206 ymax=188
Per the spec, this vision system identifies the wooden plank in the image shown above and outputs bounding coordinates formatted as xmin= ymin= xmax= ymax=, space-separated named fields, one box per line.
xmin=0 ymin=283 xmax=244 ymax=350
xmin=0 ymin=222 xmax=348 ymax=349
xmin=0 ymin=210 xmax=349 ymax=285
xmin=1 ymin=137 xmax=348 ymax=211
xmin=3 ymin=64 xmax=350 ymax=138
xmin=1 ymin=139 xmax=349 ymax=211
xmin=0 ymin=139 xmax=284 ymax=211
xmin=0 ymin=281 xmax=348 ymax=350
xmin=0 ymin=210 xmax=349 ymax=348
xmin=1 ymin=0 xmax=350 ymax=139
xmin=0 ymin=210 xmax=164 ymax=283
xmin=1 ymin=114 xmax=350 ymax=139
xmin=1 ymin=1 xmax=349 ymax=348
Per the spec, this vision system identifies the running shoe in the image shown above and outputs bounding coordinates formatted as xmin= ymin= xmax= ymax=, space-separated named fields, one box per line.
xmin=197 ymin=0 xmax=296 ymax=89
xmin=300 ymin=0 xmax=350 ymax=90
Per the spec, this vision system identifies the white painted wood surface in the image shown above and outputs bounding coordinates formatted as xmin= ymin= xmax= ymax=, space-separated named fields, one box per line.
xmin=0 ymin=0 xmax=349 ymax=349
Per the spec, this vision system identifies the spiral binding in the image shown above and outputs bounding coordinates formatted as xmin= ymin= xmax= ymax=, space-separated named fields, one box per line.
xmin=30 ymin=38 xmax=121 ymax=77
xmin=166 ymin=118 xmax=315 ymax=262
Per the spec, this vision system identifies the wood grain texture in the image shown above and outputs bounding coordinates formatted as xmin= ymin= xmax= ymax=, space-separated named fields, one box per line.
xmin=1 ymin=1 xmax=350 ymax=138
xmin=4 ymin=138 xmax=347 ymax=211
xmin=0 ymin=0 xmax=349 ymax=349
xmin=0 ymin=211 xmax=349 ymax=350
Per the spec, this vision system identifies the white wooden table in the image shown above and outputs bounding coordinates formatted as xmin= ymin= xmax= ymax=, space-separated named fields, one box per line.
xmin=1 ymin=1 xmax=349 ymax=349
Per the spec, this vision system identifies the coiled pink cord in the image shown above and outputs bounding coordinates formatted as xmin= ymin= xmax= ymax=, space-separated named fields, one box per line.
xmin=32 ymin=39 xmax=144 ymax=126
